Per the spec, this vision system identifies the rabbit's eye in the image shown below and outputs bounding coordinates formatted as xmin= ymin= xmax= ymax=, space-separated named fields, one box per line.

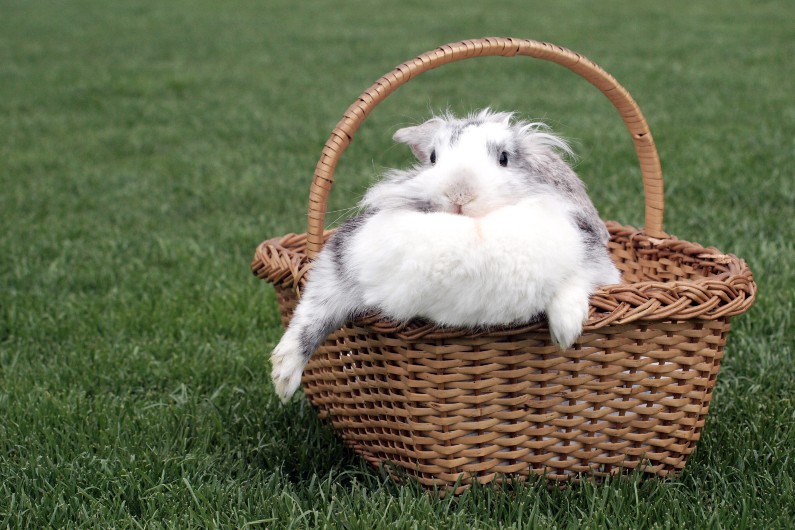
xmin=499 ymin=151 xmax=509 ymax=167
xmin=430 ymin=150 xmax=436 ymax=165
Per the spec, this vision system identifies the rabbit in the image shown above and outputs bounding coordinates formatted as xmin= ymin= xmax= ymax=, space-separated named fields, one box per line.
xmin=270 ymin=109 xmax=621 ymax=403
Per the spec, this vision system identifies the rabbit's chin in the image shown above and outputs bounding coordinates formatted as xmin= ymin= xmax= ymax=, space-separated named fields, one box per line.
xmin=348 ymin=196 xmax=590 ymax=328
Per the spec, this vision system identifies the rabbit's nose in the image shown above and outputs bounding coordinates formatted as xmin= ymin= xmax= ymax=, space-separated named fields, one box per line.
xmin=445 ymin=188 xmax=476 ymax=215
xmin=445 ymin=186 xmax=476 ymax=206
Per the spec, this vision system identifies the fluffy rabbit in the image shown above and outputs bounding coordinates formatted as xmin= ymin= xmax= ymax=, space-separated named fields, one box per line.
xmin=270 ymin=110 xmax=620 ymax=402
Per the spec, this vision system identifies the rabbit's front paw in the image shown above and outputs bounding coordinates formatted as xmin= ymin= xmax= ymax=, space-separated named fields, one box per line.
xmin=547 ymin=286 xmax=589 ymax=349
xmin=270 ymin=333 xmax=306 ymax=404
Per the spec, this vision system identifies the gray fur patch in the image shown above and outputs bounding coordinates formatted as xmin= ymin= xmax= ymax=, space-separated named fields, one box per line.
xmin=486 ymin=140 xmax=502 ymax=159
xmin=449 ymin=125 xmax=463 ymax=146
xmin=328 ymin=214 xmax=371 ymax=272
xmin=408 ymin=199 xmax=436 ymax=213
xmin=575 ymin=214 xmax=600 ymax=245
xmin=298 ymin=318 xmax=341 ymax=361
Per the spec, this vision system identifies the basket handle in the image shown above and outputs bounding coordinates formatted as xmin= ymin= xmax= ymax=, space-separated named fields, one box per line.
xmin=306 ymin=37 xmax=665 ymax=258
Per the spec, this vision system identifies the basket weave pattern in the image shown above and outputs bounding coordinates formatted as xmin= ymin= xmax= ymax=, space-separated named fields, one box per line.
xmin=252 ymin=38 xmax=756 ymax=493
xmin=254 ymin=223 xmax=754 ymax=490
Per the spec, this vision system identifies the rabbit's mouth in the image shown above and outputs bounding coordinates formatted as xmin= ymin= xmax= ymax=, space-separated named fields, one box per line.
xmin=450 ymin=202 xmax=493 ymax=218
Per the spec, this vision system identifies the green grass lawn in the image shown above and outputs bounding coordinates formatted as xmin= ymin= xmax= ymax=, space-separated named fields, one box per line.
xmin=1 ymin=0 xmax=793 ymax=527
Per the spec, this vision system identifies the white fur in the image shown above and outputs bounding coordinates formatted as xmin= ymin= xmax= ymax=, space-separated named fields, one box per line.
xmin=349 ymin=196 xmax=588 ymax=327
xmin=268 ymin=110 xmax=621 ymax=403
xmin=270 ymin=327 xmax=305 ymax=403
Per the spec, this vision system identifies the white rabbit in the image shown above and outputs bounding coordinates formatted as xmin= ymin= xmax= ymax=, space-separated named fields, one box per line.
xmin=270 ymin=110 xmax=621 ymax=402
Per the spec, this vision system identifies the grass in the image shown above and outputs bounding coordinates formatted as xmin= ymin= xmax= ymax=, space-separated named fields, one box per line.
xmin=1 ymin=0 xmax=793 ymax=527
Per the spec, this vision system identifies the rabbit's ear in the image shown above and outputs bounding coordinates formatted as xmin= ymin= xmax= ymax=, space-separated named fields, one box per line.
xmin=393 ymin=118 xmax=444 ymax=162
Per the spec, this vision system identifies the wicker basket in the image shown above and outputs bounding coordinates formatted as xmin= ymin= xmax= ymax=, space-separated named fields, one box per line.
xmin=252 ymin=38 xmax=756 ymax=493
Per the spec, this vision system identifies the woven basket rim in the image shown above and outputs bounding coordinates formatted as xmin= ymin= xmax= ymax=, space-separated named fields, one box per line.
xmin=252 ymin=220 xmax=756 ymax=339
